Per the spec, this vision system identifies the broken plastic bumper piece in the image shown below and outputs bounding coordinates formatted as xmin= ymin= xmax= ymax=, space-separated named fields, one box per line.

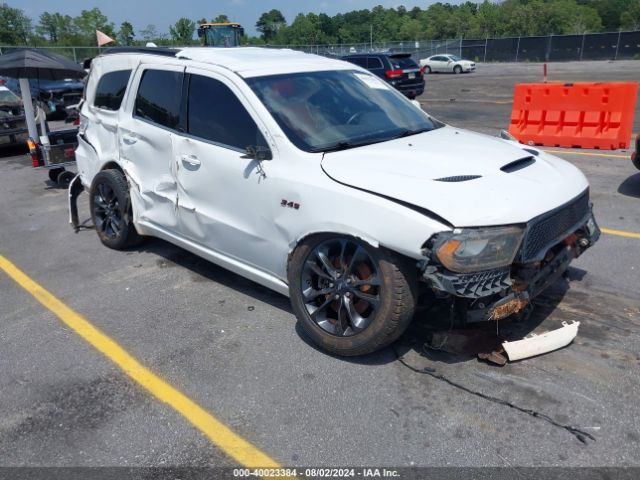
xmin=502 ymin=321 xmax=580 ymax=361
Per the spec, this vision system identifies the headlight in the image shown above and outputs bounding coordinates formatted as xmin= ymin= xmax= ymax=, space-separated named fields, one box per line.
xmin=433 ymin=226 xmax=524 ymax=273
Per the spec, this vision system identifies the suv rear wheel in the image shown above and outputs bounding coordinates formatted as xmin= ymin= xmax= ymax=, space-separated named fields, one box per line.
xmin=89 ymin=169 xmax=141 ymax=250
xmin=288 ymin=234 xmax=417 ymax=356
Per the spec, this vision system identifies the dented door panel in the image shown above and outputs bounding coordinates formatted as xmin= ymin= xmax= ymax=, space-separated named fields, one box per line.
xmin=120 ymin=124 xmax=179 ymax=230
xmin=118 ymin=64 xmax=185 ymax=230
xmin=173 ymin=135 xmax=281 ymax=273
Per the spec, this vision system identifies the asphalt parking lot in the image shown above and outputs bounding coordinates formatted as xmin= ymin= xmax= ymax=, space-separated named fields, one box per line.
xmin=1 ymin=61 xmax=639 ymax=474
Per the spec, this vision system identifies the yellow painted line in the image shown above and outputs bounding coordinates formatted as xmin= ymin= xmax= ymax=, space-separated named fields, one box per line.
xmin=542 ymin=149 xmax=629 ymax=159
xmin=601 ymin=227 xmax=640 ymax=239
xmin=0 ymin=254 xmax=280 ymax=469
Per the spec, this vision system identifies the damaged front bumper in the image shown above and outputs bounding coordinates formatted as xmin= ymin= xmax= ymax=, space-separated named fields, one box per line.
xmin=502 ymin=321 xmax=580 ymax=361
xmin=422 ymin=210 xmax=600 ymax=325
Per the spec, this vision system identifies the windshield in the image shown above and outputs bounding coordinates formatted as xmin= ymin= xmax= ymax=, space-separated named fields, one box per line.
xmin=448 ymin=55 xmax=461 ymax=61
xmin=204 ymin=26 xmax=241 ymax=47
xmin=246 ymin=70 xmax=440 ymax=153
xmin=0 ymin=88 xmax=20 ymax=103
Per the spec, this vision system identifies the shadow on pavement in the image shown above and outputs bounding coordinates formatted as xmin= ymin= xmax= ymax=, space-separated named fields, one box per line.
xmin=72 ymin=225 xmax=579 ymax=368
xmin=618 ymin=173 xmax=640 ymax=199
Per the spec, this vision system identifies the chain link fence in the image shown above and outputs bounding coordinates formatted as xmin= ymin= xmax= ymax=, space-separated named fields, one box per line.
xmin=2 ymin=30 xmax=639 ymax=64
xmin=278 ymin=30 xmax=640 ymax=63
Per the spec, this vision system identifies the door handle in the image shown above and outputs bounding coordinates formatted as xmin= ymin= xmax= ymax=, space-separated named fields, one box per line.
xmin=181 ymin=154 xmax=201 ymax=167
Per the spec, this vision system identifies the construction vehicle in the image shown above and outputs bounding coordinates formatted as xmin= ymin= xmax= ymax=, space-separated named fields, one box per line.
xmin=197 ymin=23 xmax=244 ymax=47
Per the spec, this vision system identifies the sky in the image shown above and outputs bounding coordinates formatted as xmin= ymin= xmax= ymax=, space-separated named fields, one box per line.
xmin=18 ymin=0 xmax=467 ymax=38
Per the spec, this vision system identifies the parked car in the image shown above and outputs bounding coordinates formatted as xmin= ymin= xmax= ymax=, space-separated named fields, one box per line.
xmin=632 ymin=133 xmax=640 ymax=170
xmin=341 ymin=52 xmax=425 ymax=99
xmin=0 ymin=85 xmax=28 ymax=146
xmin=420 ymin=54 xmax=476 ymax=74
xmin=2 ymin=76 xmax=84 ymax=119
xmin=74 ymin=47 xmax=599 ymax=357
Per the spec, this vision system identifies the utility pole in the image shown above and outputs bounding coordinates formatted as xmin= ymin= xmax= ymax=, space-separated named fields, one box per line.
xmin=370 ymin=24 xmax=373 ymax=50
xmin=483 ymin=37 xmax=488 ymax=63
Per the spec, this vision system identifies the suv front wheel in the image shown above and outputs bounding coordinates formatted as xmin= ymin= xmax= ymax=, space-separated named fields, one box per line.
xmin=288 ymin=234 xmax=417 ymax=356
xmin=89 ymin=169 xmax=141 ymax=250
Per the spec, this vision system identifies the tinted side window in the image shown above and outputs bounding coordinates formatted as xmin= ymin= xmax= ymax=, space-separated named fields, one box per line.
xmin=345 ymin=57 xmax=367 ymax=68
xmin=94 ymin=70 xmax=131 ymax=111
xmin=187 ymin=74 xmax=265 ymax=151
xmin=134 ymin=69 xmax=182 ymax=129
xmin=368 ymin=57 xmax=384 ymax=69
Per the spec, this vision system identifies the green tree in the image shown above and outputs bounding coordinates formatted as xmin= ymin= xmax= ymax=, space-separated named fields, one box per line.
xmin=212 ymin=14 xmax=230 ymax=23
xmin=0 ymin=3 xmax=32 ymax=45
xmin=118 ymin=21 xmax=135 ymax=45
xmin=398 ymin=17 xmax=424 ymax=41
xmin=170 ymin=17 xmax=195 ymax=44
xmin=36 ymin=12 xmax=78 ymax=43
xmin=580 ymin=0 xmax=632 ymax=31
xmin=256 ymin=9 xmax=286 ymax=42
xmin=620 ymin=0 xmax=640 ymax=29
xmin=140 ymin=24 xmax=158 ymax=42
xmin=74 ymin=7 xmax=115 ymax=44
xmin=37 ymin=12 xmax=59 ymax=42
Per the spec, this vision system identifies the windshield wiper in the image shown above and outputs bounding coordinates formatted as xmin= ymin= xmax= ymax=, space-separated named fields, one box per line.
xmin=312 ymin=139 xmax=379 ymax=153
xmin=389 ymin=127 xmax=432 ymax=140
xmin=313 ymin=127 xmax=433 ymax=153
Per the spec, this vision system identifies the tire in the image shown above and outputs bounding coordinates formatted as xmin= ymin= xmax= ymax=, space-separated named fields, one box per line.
xmin=57 ymin=170 xmax=75 ymax=188
xmin=454 ymin=65 xmax=462 ymax=74
xmin=89 ymin=169 xmax=141 ymax=250
xmin=48 ymin=167 xmax=65 ymax=182
xmin=288 ymin=234 xmax=417 ymax=356
xmin=425 ymin=66 xmax=431 ymax=74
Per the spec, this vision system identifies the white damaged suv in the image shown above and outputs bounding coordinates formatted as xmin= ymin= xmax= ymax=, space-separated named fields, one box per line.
xmin=73 ymin=47 xmax=599 ymax=356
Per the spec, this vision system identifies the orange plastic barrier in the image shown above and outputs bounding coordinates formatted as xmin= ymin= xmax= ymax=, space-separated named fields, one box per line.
xmin=508 ymin=82 xmax=638 ymax=150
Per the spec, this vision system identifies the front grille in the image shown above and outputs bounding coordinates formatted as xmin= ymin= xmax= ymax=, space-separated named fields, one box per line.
xmin=520 ymin=189 xmax=590 ymax=262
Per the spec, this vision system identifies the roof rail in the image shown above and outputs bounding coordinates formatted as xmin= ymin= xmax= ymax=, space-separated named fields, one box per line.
xmin=100 ymin=47 xmax=179 ymax=57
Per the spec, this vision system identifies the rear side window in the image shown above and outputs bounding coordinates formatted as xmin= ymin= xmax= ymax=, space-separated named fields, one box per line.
xmin=345 ymin=57 xmax=367 ymax=68
xmin=367 ymin=57 xmax=384 ymax=69
xmin=134 ymin=69 xmax=182 ymax=130
xmin=187 ymin=74 xmax=265 ymax=151
xmin=93 ymin=70 xmax=131 ymax=111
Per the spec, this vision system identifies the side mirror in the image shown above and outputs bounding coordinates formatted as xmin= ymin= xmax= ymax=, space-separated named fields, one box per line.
xmin=242 ymin=145 xmax=272 ymax=161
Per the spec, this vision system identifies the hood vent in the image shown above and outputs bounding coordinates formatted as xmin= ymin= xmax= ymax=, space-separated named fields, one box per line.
xmin=434 ymin=175 xmax=482 ymax=182
xmin=501 ymin=156 xmax=536 ymax=173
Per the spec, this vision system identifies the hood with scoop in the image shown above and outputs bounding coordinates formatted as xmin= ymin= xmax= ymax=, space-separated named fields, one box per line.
xmin=321 ymin=126 xmax=588 ymax=227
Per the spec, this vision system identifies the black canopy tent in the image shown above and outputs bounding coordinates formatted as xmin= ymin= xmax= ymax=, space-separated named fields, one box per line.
xmin=0 ymin=49 xmax=85 ymax=140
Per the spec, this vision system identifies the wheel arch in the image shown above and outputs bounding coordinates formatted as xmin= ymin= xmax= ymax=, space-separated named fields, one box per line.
xmin=100 ymin=161 xmax=125 ymax=175
xmin=286 ymin=228 xmax=421 ymax=279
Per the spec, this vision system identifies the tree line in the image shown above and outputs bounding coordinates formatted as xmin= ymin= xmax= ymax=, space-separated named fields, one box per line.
xmin=1 ymin=0 xmax=639 ymax=48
